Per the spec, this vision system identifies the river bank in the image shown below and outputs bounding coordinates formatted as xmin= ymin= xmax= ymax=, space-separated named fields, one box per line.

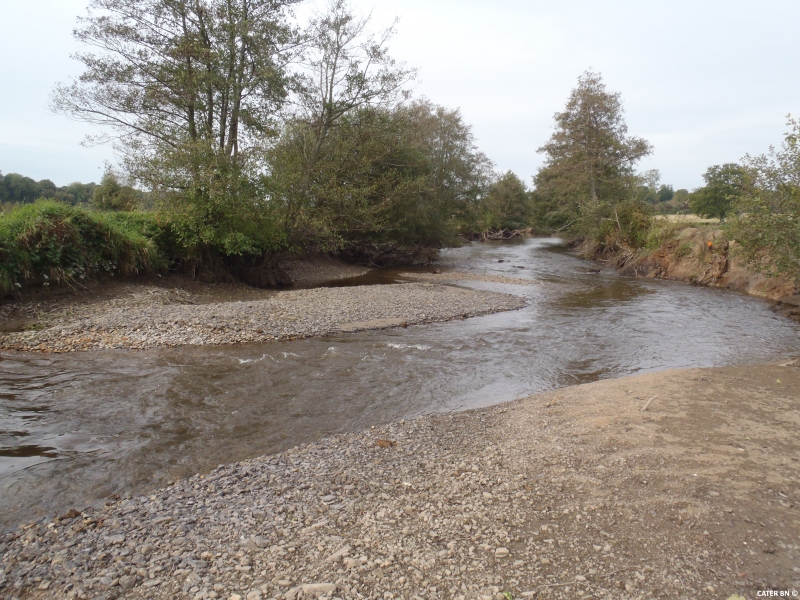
xmin=2 ymin=360 xmax=798 ymax=600
xmin=583 ymin=227 xmax=800 ymax=322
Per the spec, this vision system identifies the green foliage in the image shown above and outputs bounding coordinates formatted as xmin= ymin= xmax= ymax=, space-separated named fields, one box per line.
xmin=52 ymin=0 xmax=302 ymax=264
xmin=645 ymin=219 xmax=682 ymax=251
xmin=269 ymin=100 xmax=492 ymax=252
xmin=726 ymin=117 xmax=800 ymax=279
xmin=689 ymin=163 xmax=746 ymax=219
xmin=477 ymin=171 xmax=532 ymax=231
xmin=580 ymin=199 xmax=653 ymax=249
xmin=0 ymin=171 xmax=98 ymax=207
xmin=532 ymin=71 xmax=652 ymax=242
xmin=658 ymin=184 xmax=675 ymax=203
xmin=91 ymin=172 xmax=139 ymax=211
xmin=0 ymin=201 xmax=166 ymax=294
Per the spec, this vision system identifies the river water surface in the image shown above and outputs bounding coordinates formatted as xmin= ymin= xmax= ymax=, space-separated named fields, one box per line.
xmin=2 ymin=238 xmax=799 ymax=528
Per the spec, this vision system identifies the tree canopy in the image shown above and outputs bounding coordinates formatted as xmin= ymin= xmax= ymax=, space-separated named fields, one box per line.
xmin=532 ymin=71 xmax=652 ymax=243
xmin=0 ymin=171 xmax=97 ymax=207
xmin=689 ymin=163 xmax=746 ymax=220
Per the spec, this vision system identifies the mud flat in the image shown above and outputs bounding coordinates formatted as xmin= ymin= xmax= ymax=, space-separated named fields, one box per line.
xmin=2 ymin=359 xmax=798 ymax=600
xmin=0 ymin=282 xmax=524 ymax=353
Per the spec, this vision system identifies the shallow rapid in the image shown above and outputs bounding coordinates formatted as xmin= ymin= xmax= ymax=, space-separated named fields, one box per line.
xmin=2 ymin=238 xmax=799 ymax=528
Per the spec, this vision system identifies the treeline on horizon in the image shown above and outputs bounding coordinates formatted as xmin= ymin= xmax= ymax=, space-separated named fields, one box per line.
xmin=2 ymin=0 xmax=798 ymax=295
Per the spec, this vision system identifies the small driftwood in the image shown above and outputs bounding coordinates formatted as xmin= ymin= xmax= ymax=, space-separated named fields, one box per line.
xmin=640 ymin=394 xmax=659 ymax=412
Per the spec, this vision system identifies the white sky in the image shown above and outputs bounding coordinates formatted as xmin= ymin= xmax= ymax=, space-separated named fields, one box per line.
xmin=1 ymin=0 xmax=799 ymax=189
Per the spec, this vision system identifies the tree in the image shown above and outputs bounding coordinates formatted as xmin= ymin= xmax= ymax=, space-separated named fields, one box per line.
xmin=727 ymin=117 xmax=800 ymax=278
xmin=657 ymin=184 xmax=674 ymax=203
xmin=2 ymin=173 xmax=40 ymax=204
xmin=267 ymin=99 xmax=492 ymax=252
xmin=689 ymin=163 xmax=746 ymax=220
xmin=91 ymin=172 xmax=138 ymax=211
xmin=278 ymin=0 xmax=415 ymax=240
xmin=533 ymin=70 xmax=652 ymax=241
xmin=482 ymin=171 xmax=531 ymax=230
xmin=52 ymin=0 xmax=301 ymax=257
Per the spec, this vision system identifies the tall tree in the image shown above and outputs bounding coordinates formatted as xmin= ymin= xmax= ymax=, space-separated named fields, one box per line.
xmin=52 ymin=0 xmax=301 ymax=256
xmin=278 ymin=0 xmax=415 ymax=238
xmin=533 ymin=71 xmax=652 ymax=236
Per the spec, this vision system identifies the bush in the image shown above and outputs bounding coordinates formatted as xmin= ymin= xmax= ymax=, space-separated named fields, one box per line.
xmin=644 ymin=219 xmax=682 ymax=251
xmin=0 ymin=201 xmax=166 ymax=293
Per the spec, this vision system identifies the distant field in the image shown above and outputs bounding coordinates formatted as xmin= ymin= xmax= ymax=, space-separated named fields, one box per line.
xmin=654 ymin=214 xmax=721 ymax=224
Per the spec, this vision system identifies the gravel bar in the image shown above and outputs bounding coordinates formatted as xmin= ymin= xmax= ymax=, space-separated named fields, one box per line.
xmin=0 ymin=283 xmax=524 ymax=353
xmin=2 ymin=363 xmax=798 ymax=599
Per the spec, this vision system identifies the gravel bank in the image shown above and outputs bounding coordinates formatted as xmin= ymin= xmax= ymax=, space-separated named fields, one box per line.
xmin=0 ymin=283 xmax=524 ymax=353
xmin=3 ymin=361 xmax=798 ymax=599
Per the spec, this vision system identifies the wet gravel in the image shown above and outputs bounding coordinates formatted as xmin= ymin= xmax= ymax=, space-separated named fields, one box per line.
xmin=0 ymin=283 xmax=524 ymax=353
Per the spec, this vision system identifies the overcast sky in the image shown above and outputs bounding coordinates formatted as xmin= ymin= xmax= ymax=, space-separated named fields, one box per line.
xmin=2 ymin=0 xmax=799 ymax=189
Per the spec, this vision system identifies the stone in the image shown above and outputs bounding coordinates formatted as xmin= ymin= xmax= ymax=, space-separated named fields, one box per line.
xmin=325 ymin=545 xmax=351 ymax=563
xmin=301 ymin=583 xmax=337 ymax=595
xmin=118 ymin=575 xmax=137 ymax=591
xmin=494 ymin=547 xmax=509 ymax=558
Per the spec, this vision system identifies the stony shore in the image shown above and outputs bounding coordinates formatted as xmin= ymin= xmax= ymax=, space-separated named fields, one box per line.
xmin=2 ymin=360 xmax=798 ymax=600
xmin=0 ymin=282 xmax=524 ymax=353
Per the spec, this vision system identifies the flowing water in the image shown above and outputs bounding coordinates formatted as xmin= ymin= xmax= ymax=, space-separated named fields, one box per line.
xmin=2 ymin=238 xmax=799 ymax=529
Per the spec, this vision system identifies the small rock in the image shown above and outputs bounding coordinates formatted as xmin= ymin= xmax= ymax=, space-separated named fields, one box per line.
xmin=119 ymin=575 xmax=137 ymax=590
xmin=302 ymin=583 xmax=337 ymax=594
xmin=495 ymin=547 xmax=509 ymax=558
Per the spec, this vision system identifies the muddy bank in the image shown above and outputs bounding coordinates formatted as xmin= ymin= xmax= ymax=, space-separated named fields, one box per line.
xmin=2 ymin=360 xmax=798 ymax=599
xmin=584 ymin=228 xmax=800 ymax=321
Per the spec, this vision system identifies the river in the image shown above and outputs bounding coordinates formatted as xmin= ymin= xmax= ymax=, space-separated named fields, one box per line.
xmin=1 ymin=237 xmax=799 ymax=529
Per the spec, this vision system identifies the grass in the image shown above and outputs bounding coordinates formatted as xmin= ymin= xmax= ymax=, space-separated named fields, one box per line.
xmin=0 ymin=200 xmax=169 ymax=294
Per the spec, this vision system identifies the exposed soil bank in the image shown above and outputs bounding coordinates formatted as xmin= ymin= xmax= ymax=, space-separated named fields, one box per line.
xmin=583 ymin=228 xmax=800 ymax=321
xmin=2 ymin=360 xmax=798 ymax=599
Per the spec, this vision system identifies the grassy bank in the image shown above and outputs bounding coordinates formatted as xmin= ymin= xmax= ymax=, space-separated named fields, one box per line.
xmin=0 ymin=201 xmax=171 ymax=294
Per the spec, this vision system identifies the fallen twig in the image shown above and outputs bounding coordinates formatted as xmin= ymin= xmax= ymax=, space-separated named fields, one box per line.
xmin=640 ymin=394 xmax=658 ymax=412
